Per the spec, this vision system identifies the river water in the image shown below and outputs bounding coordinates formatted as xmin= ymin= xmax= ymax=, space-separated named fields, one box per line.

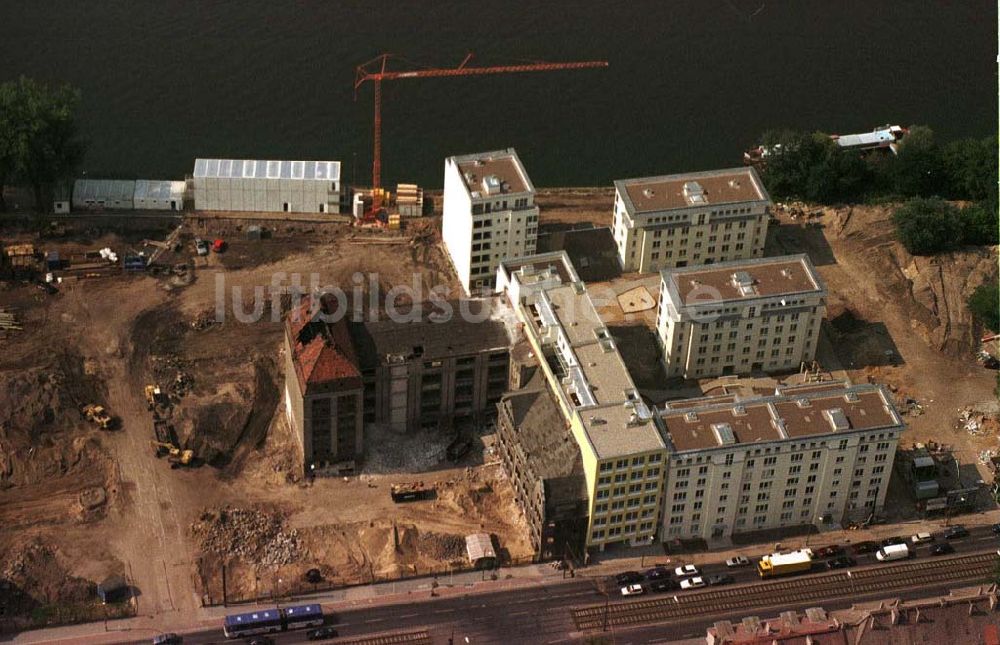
xmin=3 ymin=1 xmax=996 ymax=187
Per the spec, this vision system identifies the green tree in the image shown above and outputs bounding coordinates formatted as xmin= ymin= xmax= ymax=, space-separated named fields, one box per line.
xmin=891 ymin=125 xmax=943 ymax=197
xmin=969 ymin=282 xmax=999 ymax=333
xmin=942 ymin=135 xmax=997 ymax=202
xmin=892 ymin=197 xmax=964 ymax=255
xmin=0 ymin=77 xmax=85 ymax=212
xmin=960 ymin=202 xmax=999 ymax=246
xmin=758 ymin=129 xmax=871 ymax=203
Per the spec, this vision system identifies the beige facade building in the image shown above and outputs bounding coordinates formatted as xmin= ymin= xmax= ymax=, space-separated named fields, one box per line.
xmin=659 ymin=381 xmax=904 ymax=541
xmin=612 ymin=167 xmax=772 ymax=273
xmin=657 ymin=254 xmax=827 ymax=379
xmin=496 ymin=252 xmax=668 ymax=551
xmin=443 ymin=149 xmax=539 ymax=295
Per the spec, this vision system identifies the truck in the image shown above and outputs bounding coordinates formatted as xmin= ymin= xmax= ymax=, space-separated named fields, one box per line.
xmin=81 ymin=404 xmax=114 ymax=430
xmin=757 ymin=548 xmax=814 ymax=578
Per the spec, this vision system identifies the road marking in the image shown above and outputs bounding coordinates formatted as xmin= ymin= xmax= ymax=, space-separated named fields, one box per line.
xmin=398 ymin=613 xmax=418 ymax=618
xmin=365 ymin=617 xmax=385 ymax=623
xmin=434 ymin=608 xmax=455 ymax=614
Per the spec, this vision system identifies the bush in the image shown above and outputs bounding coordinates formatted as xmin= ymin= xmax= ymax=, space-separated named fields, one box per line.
xmin=969 ymin=282 xmax=999 ymax=333
xmin=961 ymin=202 xmax=999 ymax=246
xmin=942 ymin=135 xmax=997 ymax=202
xmin=892 ymin=198 xmax=964 ymax=255
xmin=759 ymin=130 xmax=871 ymax=203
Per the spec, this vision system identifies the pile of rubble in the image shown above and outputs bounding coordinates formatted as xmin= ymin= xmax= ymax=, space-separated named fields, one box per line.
xmin=192 ymin=507 xmax=302 ymax=566
xmin=958 ymin=405 xmax=1000 ymax=437
xmin=151 ymin=354 xmax=194 ymax=399
xmin=191 ymin=309 xmax=218 ymax=331
xmin=417 ymin=531 xmax=466 ymax=562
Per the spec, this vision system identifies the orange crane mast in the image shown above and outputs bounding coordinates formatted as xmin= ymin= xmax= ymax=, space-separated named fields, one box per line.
xmin=354 ymin=53 xmax=608 ymax=197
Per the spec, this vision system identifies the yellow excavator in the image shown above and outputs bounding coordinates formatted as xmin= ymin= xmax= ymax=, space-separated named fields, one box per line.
xmin=149 ymin=440 xmax=194 ymax=467
xmin=81 ymin=404 xmax=113 ymax=430
xmin=144 ymin=384 xmax=168 ymax=412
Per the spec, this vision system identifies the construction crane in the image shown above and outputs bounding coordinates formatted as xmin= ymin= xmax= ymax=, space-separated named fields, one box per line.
xmin=354 ymin=52 xmax=608 ymax=199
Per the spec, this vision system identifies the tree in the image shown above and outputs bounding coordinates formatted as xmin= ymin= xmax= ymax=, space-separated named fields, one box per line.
xmin=960 ymin=202 xmax=999 ymax=246
xmin=942 ymin=135 xmax=997 ymax=202
xmin=892 ymin=197 xmax=964 ymax=255
xmin=0 ymin=77 xmax=85 ymax=213
xmin=969 ymin=282 xmax=999 ymax=333
xmin=758 ymin=129 xmax=871 ymax=203
xmin=891 ymin=125 xmax=943 ymax=197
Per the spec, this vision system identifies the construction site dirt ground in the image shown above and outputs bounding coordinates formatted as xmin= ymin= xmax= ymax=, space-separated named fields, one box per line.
xmin=0 ymin=214 xmax=530 ymax=630
xmin=1 ymin=193 xmax=998 ymax=630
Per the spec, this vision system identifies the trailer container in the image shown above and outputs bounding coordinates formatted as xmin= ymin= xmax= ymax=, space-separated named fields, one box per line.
xmin=757 ymin=548 xmax=814 ymax=578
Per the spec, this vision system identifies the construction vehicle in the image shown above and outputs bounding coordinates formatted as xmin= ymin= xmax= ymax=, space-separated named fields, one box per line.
xmin=149 ymin=441 xmax=194 ymax=467
xmin=390 ymin=482 xmax=435 ymax=503
xmin=757 ymin=549 xmax=814 ymax=578
xmin=153 ymin=418 xmax=178 ymax=446
xmin=81 ymin=404 xmax=113 ymax=430
xmin=144 ymin=384 xmax=168 ymax=411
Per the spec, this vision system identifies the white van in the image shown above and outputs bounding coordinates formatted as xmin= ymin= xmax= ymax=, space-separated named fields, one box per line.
xmin=876 ymin=543 xmax=911 ymax=562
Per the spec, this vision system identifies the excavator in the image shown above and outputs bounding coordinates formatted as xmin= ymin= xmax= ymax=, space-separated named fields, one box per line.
xmin=149 ymin=440 xmax=194 ymax=468
xmin=144 ymin=384 xmax=168 ymax=412
xmin=81 ymin=404 xmax=113 ymax=430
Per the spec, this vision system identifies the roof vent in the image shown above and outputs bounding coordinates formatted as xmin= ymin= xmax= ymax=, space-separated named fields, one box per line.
xmin=589 ymin=416 xmax=607 ymax=425
xmin=728 ymin=179 xmax=741 ymax=189
xmin=482 ymin=174 xmax=502 ymax=195
xmin=732 ymin=271 xmax=757 ymax=296
xmin=796 ymin=398 xmax=811 ymax=408
xmin=780 ymin=268 xmax=792 ymax=278
xmin=844 ymin=391 xmax=860 ymax=403
xmin=684 ymin=411 xmax=699 ymax=423
xmin=823 ymin=408 xmax=851 ymax=432
xmin=473 ymin=159 xmax=484 ymax=166
xmin=712 ymin=422 xmax=737 ymax=445
xmin=732 ymin=405 xmax=747 ymax=416
xmin=642 ymin=188 xmax=655 ymax=199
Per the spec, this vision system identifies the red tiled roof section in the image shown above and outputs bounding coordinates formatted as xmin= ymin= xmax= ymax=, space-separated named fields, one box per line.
xmin=287 ymin=295 xmax=361 ymax=392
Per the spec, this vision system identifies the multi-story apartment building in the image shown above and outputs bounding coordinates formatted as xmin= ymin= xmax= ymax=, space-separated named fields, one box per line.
xmin=284 ymin=296 xmax=512 ymax=475
xmin=656 ymin=254 xmax=827 ymax=379
xmin=496 ymin=372 xmax=589 ymax=561
xmin=443 ymin=148 xmax=539 ymax=295
xmin=496 ymin=252 xmax=668 ymax=551
xmin=658 ymin=381 xmax=904 ymax=541
xmin=612 ymin=167 xmax=772 ymax=273
xmin=350 ymin=301 xmax=511 ymax=432
xmin=284 ymin=295 xmax=364 ymax=475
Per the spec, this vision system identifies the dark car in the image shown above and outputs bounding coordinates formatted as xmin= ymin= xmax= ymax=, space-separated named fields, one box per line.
xmin=307 ymin=627 xmax=338 ymax=641
xmin=707 ymin=574 xmax=734 ymax=586
xmin=813 ymin=545 xmax=843 ymax=558
xmin=644 ymin=566 xmax=670 ymax=580
xmin=931 ymin=543 xmax=955 ymax=556
xmin=991 ymin=523 xmax=1000 ymax=535
xmin=880 ymin=536 xmax=906 ymax=547
xmin=152 ymin=634 xmax=182 ymax=645
xmin=649 ymin=579 xmax=679 ymax=593
xmin=826 ymin=556 xmax=856 ymax=569
xmin=304 ymin=568 xmax=323 ymax=584
xmin=246 ymin=639 xmax=274 ymax=645
xmin=851 ymin=541 xmax=878 ymax=554
xmin=615 ymin=571 xmax=644 ymax=586
xmin=943 ymin=526 xmax=969 ymax=539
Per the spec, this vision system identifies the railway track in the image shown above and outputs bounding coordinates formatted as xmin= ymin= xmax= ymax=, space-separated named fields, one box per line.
xmin=331 ymin=629 xmax=432 ymax=645
xmin=573 ymin=551 xmax=998 ymax=631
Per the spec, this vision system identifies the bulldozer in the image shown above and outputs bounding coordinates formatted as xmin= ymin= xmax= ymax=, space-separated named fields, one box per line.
xmin=81 ymin=404 xmax=113 ymax=430
xmin=149 ymin=440 xmax=194 ymax=468
xmin=144 ymin=384 xmax=168 ymax=412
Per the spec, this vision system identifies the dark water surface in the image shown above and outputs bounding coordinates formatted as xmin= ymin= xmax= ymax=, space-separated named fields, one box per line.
xmin=3 ymin=1 xmax=996 ymax=187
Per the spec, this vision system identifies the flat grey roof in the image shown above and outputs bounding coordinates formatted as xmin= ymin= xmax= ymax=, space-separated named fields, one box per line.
xmin=194 ymin=158 xmax=340 ymax=181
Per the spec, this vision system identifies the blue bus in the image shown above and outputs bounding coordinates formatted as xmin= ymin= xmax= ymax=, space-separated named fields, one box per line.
xmin=223 ymin=608 xmax=282 ymax=639
xmin=282 ymin=604 xmax=324 ymax=630
xmin=223 ymin=604 xmax=325 ymax=639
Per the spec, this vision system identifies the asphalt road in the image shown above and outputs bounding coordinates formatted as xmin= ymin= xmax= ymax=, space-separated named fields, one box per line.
xmin=153 ymin=523 xmax=1000 ymax=645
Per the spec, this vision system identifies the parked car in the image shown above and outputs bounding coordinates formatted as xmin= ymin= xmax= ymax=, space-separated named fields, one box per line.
xmin=910 ymin=532 xmax=934 ymax=544
xmin=194 ymin=238 xmax=209 ymax=256
xmin=707 ymin=574 xmax=734 ymax=586
xmin=649 ymin=579 xmax=679 ymax=593
xmin=880 ymin=536 xmax=906 ymax=548
xmin=644 ymin=567 xmax=670 ymax=580
xmin=991 ymin=523 xmax=1000 ymax=535
xmin=931 ymin=543 xmax=955 ymax=556
xmin=615 ymin=571 xmax=644 ymax=586
xmin=211 ymin=238 xmax=226 ymax=253
xmin=307 ymin=627 xmax=338 ymax=641
xmin=826 ymin=556 xmax=856 ymax=569
xmin=246 ymin=639 xmax=274 ymax=645
xmin=680 ymin=576 xmax=705 ymax=590
xmin=304 ymin=568 xmax=323 ymax=584
xmin=851 ymin=541 xmax=878 ymax=555
xmin=726 ymin=556 xmax=751 ymax=568
xmin=620 ymin=583 xmax=644 ymax=596
xmin=813 ymin=545 xmax=843 ymax=558
xmin=674 ymin=564 xmax=700 ymax=577
xmin=943 ymin=526 xmax=970 ymax=539
xmin=152 ymin=634 xmax=182 ymax=645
